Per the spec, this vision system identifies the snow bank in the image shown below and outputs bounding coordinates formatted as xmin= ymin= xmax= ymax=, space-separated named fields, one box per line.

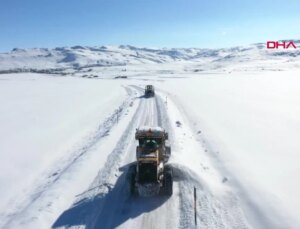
xmin=0 ymin=73 xmax=126 ymax=212
xmin=157 ymin=70 xmax=300 ymax=226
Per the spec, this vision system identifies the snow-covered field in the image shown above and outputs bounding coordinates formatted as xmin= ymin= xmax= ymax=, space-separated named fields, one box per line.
xmin=157 ymin=71 xmax=300 ymax=228
xmin=0 ymin=43 xmax=300 ymax=228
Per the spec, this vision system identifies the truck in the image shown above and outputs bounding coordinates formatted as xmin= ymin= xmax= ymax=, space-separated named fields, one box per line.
xmin=145 ymin=85 xmax=155 ymax=97
xmin=128 ymin=126 xmax=173 ymax=196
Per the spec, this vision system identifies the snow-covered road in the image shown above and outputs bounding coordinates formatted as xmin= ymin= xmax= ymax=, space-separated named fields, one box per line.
xmin=52 ymin=86 xmax=180 ymax=229
xmin=48 ymin=86 xmax=253 ymax=229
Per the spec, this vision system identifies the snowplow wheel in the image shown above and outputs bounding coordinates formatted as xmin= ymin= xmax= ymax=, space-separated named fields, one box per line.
xmin=164 ymin=146 xmax=171 ymax=163
xmin=127 ymin=164 xmax=137 ymax=195
xmin=164 ymin=168 xmax=173 ymax=196
xmin=130 ymin=173 xmax=137 ymax=195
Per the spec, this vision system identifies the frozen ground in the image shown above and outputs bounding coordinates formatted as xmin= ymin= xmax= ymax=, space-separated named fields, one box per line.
xmin=0 ymin=43 xmax=300 ymax=228
xmin=157 ymin=70 xmax=300 ymax=228
xmin=0 ymin=74 xmax=127 ymax=226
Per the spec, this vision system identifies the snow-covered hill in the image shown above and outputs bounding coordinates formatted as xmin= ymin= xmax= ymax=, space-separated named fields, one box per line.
xmin=1 ymin=40 xmax=300 ymax=73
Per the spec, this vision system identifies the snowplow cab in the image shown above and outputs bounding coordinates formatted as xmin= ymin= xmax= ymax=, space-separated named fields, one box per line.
xmin=135 ymin=126 xmax=169 ymax=163
xmin=145 ymin=85 xmax=155 ymax=97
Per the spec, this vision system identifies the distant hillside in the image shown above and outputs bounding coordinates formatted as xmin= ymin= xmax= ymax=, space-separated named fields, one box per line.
xmin=1 ymin=40 xmax=300 ymax=73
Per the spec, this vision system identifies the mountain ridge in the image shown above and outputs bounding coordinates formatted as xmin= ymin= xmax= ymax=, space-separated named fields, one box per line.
xmin=1 ymin=40 xmax=300 ymax=73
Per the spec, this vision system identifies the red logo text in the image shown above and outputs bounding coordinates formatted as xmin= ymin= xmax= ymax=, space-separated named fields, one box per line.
xmin=267 ymin=41 xmax=297 ymax=49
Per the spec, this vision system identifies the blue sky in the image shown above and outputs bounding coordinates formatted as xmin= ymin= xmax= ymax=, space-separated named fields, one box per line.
xmin=0 ymin=0 xmax=300 ymax=51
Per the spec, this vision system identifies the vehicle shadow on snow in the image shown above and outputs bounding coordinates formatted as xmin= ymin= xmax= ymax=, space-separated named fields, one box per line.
xmin=137 ymin=95 xmax=146 ymax=99
xmin=135 ymin=94 xmax=150 ymax=99
xmin=52 ymin=163 xmax=169 ymax=229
